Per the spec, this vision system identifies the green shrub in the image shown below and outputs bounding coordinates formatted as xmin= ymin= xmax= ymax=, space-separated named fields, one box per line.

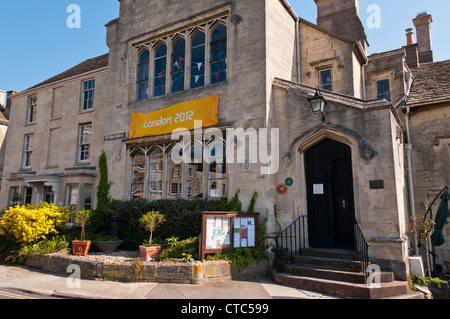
xmin=88 ymin=150 xmax=113 ymax=235
xmin=206 ymin=248 xmax=263 ymax=271
xmin=159 ymin=237 xmax=199 ymax=262
xmin=15 ymin=236 xmax=69 ymax=264
xmin=112 ymin=197 xmax=230 ymax=250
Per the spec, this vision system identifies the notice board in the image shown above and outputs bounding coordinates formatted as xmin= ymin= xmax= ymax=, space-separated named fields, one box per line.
xmin=200 ymin=212 xmax=259 ymax=260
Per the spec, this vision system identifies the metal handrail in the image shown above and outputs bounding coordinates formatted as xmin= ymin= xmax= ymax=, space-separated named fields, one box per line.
xmin=354 ymin=222 xmax=370 ymax=281
xmin=421 ymin=185 xmax=448 ymax=275
xmin=273 ymin=215 xmax=370 ymax=280
xmin=273 ymin=216 xmax=307 ymax=268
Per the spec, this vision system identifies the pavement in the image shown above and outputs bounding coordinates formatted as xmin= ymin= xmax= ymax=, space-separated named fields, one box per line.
xmin=0 ymin=264 xmax=340 ymax=300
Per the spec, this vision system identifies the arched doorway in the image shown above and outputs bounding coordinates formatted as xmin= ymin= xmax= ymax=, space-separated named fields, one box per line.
xmin=304 ymin=138 xmax=356 ymax=250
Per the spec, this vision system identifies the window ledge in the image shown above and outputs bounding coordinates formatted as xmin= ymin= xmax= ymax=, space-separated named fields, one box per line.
xmin=73 ymin=161 xmax=91 ymax=166
xmin=79 ymin=109 xmax=94 ymax=114
xmin=129 ymin=80 xmax=229 ymax=107
xmin=25 ymin=122 xmax=36 ymax=127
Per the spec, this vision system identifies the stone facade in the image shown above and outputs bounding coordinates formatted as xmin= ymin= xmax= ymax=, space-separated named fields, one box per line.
xmin=1 ymin=0 xmax=449 ymax=280
xmin=404 ymin=59 xmax=450 ymax=267
xmin=0 ymin=57 xmax=108 ymax=210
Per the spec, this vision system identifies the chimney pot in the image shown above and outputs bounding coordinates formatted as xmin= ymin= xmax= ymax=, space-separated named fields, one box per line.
xmin=406 ymin=28 xmax=415 ymax=45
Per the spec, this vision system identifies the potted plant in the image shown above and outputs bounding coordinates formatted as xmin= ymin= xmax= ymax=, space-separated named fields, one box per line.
xmin=72 ymin=210 xmax=92 ymax=256
xmin=407 ymin=216 xmax=436 ymax=277
xmin=92 ymin=235 xmax=123 ymax=252
xmin=139 ymin=210 xmax=165 ymax=262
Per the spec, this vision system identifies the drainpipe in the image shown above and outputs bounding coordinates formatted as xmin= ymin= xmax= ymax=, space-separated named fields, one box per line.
xmin=357 ymin=41 xmax=369 ymax=100
xmin=296 ymin=17 xmax=301 ymax=83
xmin=405 ymin=106 xmax=419 ymax=255
xmin=395 ymin=72 xmax=419 ymax=255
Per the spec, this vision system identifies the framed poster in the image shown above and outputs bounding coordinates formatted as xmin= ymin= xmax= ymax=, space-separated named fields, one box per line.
xmin=200 ymin=212 xmax=259 ymax=260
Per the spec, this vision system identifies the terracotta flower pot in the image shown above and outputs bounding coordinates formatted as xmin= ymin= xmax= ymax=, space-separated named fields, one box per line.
xmin=72 ymin=241 xmax=92 ymax=256
xmin=139 ymin=244 xmax=162 ymax=262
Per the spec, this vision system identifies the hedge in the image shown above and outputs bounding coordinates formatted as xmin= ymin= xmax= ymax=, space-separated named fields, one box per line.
xmin=111 ymin=196 xmax=241 ymax=250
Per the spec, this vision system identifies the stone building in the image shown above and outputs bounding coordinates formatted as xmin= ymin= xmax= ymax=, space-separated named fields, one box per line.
xmin=1 ymin=0 xmax=449 ymax=293
xmin=0 ymin=91 xmax=8 ymax=192
xmin=0 ymin=55 xmax=108 ymax=209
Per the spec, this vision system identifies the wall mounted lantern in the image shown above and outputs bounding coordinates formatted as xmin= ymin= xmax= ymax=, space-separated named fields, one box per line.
xmin=308 ymin=87 xmax=327 ymax=122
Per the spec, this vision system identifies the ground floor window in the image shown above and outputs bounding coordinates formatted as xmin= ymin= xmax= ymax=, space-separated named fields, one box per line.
xmin=66 ymin=184 xmax=79 ymax=208
xmin=9 ymin=187 xmax=20 ymax=206
xmin=83 ymin=184 xmax=93 ymax=210
xmin=130 ymin=135 xmax=227 ymax=200
xmin=44 ymin=186 xmax=55 ymax=204
xmin=23 ymin=187 xmax=33 ymax=205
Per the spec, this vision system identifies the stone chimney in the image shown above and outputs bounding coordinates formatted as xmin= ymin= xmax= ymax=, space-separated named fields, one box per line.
xmin=413 ymin=12 xmax=434 ymax=63
xmin=403 ymin=28 xmax=419 ymax=68
xmin=315 ymin=0 xmax=367 ymax=43
xmin=3 ymin=90 xmax=18 ymax=120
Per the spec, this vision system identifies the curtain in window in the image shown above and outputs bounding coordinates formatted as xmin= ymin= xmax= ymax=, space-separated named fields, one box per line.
xmin=131 ymin=151 xmax=146 ymax=199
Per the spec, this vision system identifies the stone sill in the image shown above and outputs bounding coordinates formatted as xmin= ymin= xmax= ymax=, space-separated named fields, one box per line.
xmin=25 ymin=252 xmax=269 ymax=285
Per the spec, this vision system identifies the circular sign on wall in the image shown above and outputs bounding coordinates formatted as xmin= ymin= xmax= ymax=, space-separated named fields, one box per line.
xmin=277 ymin=184 xmax=288 ymax=195
xmin=285 ymin=178 xmax=293 ymax=187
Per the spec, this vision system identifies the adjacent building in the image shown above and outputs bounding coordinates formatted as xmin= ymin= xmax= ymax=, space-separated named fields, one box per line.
xmin=1 ymin=0 xmax=449 ymax=282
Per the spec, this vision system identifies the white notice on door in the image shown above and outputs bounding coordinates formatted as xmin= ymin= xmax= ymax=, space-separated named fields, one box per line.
xmin=313 ymin=184 xmax=324 ymax=195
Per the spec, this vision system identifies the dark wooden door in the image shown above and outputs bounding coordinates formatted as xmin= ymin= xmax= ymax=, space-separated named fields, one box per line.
xmin=305 ymin=139 xmax=355 ymax=250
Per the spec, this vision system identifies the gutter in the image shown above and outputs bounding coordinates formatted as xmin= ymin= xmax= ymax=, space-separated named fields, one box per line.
xmin=357 ymin=41 xmax=369 ymax=100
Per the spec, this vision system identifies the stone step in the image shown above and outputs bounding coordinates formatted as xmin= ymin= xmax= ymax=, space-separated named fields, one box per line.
xmin=301 ymin=248 xmax=357 ymax=260
xmin=284 ymin=264 xmax=394 ymax=284
xmin=292 ymin=255 xmax=363 ymax=272
xmin=267 ymin=269 xmax=410 ymax=299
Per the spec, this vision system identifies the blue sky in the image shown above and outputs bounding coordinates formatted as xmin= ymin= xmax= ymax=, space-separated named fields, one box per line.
xmin=1 ymin=0 xmax=449 ymax=96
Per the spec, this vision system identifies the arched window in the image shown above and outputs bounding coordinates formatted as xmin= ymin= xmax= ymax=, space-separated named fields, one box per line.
xmin=171 ymin=38 xmax=186 ymax=93
xmin=131 ymin=150 xmax=146 ymax=199
xmin=167 ymin=143 xmax=183 ymax=199
xmin=148 ymin=147 xmax=164 ymax=200
xmin=206 ymin=139 xmax=227 ymax=198
xmin=154 ymin=44 xmax=167 ymax=97
xmin=136 ymin=49 xmax=149 ymax=101
xmin=185 ymin=142 xmax=204 ymax=199
xmin=210 ymin=24 xmax=227 ymax=84
xmin=191 ymin=31 xmax=205 ymax=89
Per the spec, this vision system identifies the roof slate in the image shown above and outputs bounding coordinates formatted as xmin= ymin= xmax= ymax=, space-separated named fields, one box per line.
xmin=26 ymin=53 xmax=109 ymax=91
xmin=406 ymin=59 xmax=450 ymax=106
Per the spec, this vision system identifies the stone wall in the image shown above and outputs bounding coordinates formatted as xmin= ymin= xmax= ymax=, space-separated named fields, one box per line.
xmin=365 ymin=49 xmax=407 ymax=105
xmin=408 ymin=102 xmax=450 ymax=264
xmin=298 ymin=20 xmax=361 ymax=98
xmin=25 ymin=253 xmax=269 ymax=285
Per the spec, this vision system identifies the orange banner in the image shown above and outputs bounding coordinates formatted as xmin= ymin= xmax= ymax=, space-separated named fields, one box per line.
xmin=129 ymin=95 xmax=219 ymax=139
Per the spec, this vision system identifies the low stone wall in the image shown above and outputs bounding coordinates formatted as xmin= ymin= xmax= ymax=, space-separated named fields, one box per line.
xmin=25 ymin=253 xmax=269 ymax=285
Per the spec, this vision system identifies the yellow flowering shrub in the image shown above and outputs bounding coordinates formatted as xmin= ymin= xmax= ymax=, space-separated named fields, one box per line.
xmin=0 ymin=202 xmax=72 ymax=244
